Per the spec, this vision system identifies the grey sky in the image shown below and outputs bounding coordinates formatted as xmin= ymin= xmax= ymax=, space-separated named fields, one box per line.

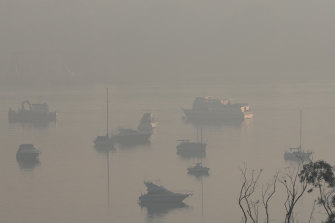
xmin=1 ymin=0 xmax=334 ymax=86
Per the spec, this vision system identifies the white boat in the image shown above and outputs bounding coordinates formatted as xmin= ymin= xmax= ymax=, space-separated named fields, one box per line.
xmin=183 ymin=96 xmax=253 ymax=122
xmin=9 ymin=100 xmax=56 ymax=123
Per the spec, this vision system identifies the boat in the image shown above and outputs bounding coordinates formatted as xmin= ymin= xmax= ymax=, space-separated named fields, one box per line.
xmin=94 ymin=89 xmax=114 ymax=148
xmin=284 ymin=146 xmax=312 ymax=162
xmin=111 ymin=128 xmax=151 ymax=144
xmin=137 ymin=113 xmax=157 ymax=133
xmin=111 ymin=113 xmax=154 ymax=145
xmin=139 ymin=182 xmax=190 ymax=205
xmin=183 ymin=96 xmax=253 ymax=122
xmin=177 ymin=128 xmax=206 ymax=155
xmin=16 ymin=144 xmax=40 ymax=161
xmin=8 ymin=100 xmax=56 ymax=123
xmin=284 ymin=111 xmax=312 ymax=162
xmin=177 ymin=139 xmax=206 ymax=154
xmin=187 ymin=162 xmax=209 ymax=176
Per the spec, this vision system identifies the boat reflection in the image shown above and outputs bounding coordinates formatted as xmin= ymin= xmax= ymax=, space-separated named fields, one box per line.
xmin=94 ymin=144 xmax=116 ymax=153
xmin=16 ymin=144 xmax=41 ymax=170
xmin=17 ymin=158 xmax=40 ymax=170
xmin=141 ymin=202 xmax=188 ymax=219
xmin=10 ymin=121 xmax=55 ymax=129
xmin=187 ymin=163 xmax=210 ymax=178
xmin=117 ymin=140 xmax=151 ymax=149
xmin=177 ymin=150 xmax=206 ymax=160
xmin=183 ymin=117 xmax=243 ymax=129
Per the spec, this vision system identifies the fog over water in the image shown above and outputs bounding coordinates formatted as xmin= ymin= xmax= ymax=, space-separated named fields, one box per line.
xmin=1 ymin=0 xmax=335 ymax=86
xmin=1 ymin=1 xmax=335 ymax=223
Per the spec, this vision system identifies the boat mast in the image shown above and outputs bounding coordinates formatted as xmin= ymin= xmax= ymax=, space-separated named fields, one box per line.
xmin=106 ymin=88 xmax=109 ymax=137
xmin=299 ymin=110 xmax=302 ymax=149
xmin=107 ymin=150 xmax=110 ymax=208
xmin=201 ymin=177 xmax=204 ymax=222
xmin=200 ymin=128 xmax=203 ymax=164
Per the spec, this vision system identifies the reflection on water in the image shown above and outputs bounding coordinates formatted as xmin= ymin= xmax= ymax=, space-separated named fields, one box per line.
xmin=117 ymin=140 xmax=151 ymax=149
xmin=177 ymin=150 xmax=206 ymax=160
xmin=183 ymin=117 xmax=243 ymax=129
xmin=94 ymin=147 xmax=112 ymax=209
xmin=9 ymin=121 xmax=55 ymax=130
xmin=187 ymin=170 xmax=209 ymax=178
xmin=17 ymin=158 xmax=40 ymax=170
xmin=2 ymin=82 xmax=335 ymax=223
xmin=94 ymin=145 xmax=116 ymax=153
xmin=141 ymin=202 xmax=189 ymax=219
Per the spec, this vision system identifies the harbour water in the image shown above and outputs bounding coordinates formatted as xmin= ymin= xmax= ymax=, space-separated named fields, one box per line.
xmin=1 ymin=80 xmax=335 ymax=222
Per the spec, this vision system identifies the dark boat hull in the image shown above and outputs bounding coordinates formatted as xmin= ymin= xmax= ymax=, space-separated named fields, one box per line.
xmin=9 ymin=110 xmax=56 ymax=123
xmin=139 ymin=194 xmax=189 ymax=205
xmin=111 ymin=133 xmax=151 ymax=145
xmin=183 ymin=109 xmax=244 ymax=122
xmin=16 ymin=153 xmax=39 ymax=161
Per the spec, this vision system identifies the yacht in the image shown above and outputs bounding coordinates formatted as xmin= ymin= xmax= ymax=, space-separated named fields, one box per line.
xmin=16 ymin=144 xmax=40 ymax=161
xmin=8 ymin=100 xmax=56 ymax=123
xmin=187 ymin=162 xmax=209 ymax=176
xmin=139 ymin=182 xmax=190 ymax=205
xmin=284 ymin=111 xmax=312 ymax=162
xmin=111 ymin=113 xmax=154 ymax=145
xmin=183 ymin=96 xmax=253 ymax=122
xmin=94 ymin=89 xmax=114 ymax=148
xmin=177 ymin=140 xmax=206 ymax=154
xmin=111 ymin=128 xmax=151 ymax=145
xmin=284 ymin=146 xmax=312 ymax=162
xmin=137 ymin=113 xmax=157 ymax=133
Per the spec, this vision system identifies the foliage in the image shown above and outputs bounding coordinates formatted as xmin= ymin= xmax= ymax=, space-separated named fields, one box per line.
xmin=238 ymin=160 xmax=335 ymax=222
xmin=299 ymin=160 xmax=335 ymax=220
xmin=299 ymin=161 xmax=335 ymax=188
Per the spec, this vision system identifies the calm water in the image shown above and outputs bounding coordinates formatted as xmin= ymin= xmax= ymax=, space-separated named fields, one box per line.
xmin=1 ymin=81 xmax=335 ymax=223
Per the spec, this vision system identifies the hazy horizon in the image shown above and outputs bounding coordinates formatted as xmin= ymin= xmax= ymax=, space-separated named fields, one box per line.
xmin=1 ymin=0 xmax=335 ymax=87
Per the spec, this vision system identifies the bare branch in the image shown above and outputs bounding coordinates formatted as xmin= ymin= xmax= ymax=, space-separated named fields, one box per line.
xmin=262 ymin=171 xmax=279 ymax=223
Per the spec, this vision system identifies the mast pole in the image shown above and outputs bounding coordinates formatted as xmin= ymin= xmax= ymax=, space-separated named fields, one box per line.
xmin=107 ymin=150 xmax=110 ymax=208
xmin=200 ymin=128 xmax=203 ymax=164
xmin=201 ymin=177 xmax=204 ymax=222
xmin=300 ymin=110 xmax=302 ymax=149
xmin=107 ymin=88 xmax=109 ymax=137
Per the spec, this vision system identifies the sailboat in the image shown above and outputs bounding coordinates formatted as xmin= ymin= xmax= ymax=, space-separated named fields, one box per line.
xmin=187 ymin=162 xmax=209 ymax=176
xmin=177 ymin=128 xmax=206 ymax=157
xmin=284 ymin=110 xmax=312 ymax=162
xmin=94 ymin=88 xmax=114 ymax=148
xmin=187 ymin=128 xmax=210 ymax=176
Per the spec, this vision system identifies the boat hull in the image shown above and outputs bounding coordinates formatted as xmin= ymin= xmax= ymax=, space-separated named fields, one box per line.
xmin=139 ymin=194 xmax=189 ymax=205
xmin=183 ymin=109 xmax=246 ymax=122
xmin=111 ymin=133 xmax=151 ymax=145
xmin=8 ymin=110 xmax=56 ymax=123
xmin=284 ymin=152 xmax=312 ymax=162
xmin=94 ymin=137 xmax=114 ymax=147
xmin=177 ymin=142 xmax=206 ymax=152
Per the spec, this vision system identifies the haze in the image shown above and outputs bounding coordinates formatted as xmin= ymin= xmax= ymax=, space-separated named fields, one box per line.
xmin=1 ymin=0 xmax=335 ymax=87
xmin=1 ymin=1 xmax=335 ymax=223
